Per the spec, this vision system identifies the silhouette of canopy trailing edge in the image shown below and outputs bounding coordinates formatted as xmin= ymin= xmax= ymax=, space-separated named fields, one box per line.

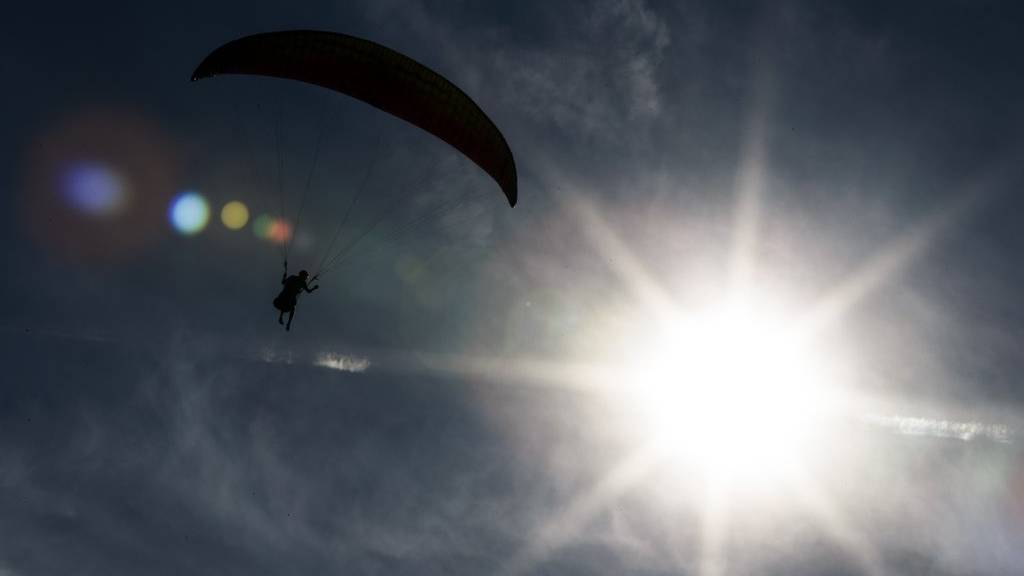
xmin=192 ymin=30 xmax=517 ymax=207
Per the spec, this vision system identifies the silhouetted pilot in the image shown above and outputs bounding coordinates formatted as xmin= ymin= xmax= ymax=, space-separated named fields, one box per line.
xmin=273 ymin=263 xmax=319 ymax=331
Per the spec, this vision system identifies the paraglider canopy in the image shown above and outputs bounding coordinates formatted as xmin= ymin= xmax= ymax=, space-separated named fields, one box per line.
xmin=191 ymin=29 xmax=517 ymax=207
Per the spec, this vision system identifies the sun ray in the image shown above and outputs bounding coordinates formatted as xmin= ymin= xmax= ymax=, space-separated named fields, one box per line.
xmin=698 ymin=480 xmax=730 ymax=576
xmin=801 ymin=157 xmax=1020 ymax=337
xmin=498 ymin=447 xmax=661 ymax=576
xmin=556 ymin=185 xmax=680 ymax=322
xmin=729 ymin=77 xmax=770 ymax=296
xmin=788 ymin=469 xmax=885 ymax=576
xmin=379 ymin=350 xmax=615 ymax=393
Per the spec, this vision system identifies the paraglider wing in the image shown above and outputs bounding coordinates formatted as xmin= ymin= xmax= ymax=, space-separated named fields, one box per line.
xmin=192 ymin=30 xmax=517 ymax=207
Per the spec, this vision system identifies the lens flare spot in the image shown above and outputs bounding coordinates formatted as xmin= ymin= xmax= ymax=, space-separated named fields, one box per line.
xmin=252 ymin=214 xmax=291 ymax=244
xmin=61 ymin=162 xmax=127 ymax=217
xmin=253 ymin=214 xmax=273 ymax=239
xmin=169 ymin=191 xmax=210 ymax=235
xmin=220 ymin=200 xmax=249 ymax=230
xmin=23 ymin=106 xmax=179 ymax=262
xmin=293 ymin=229 xmax=315 ymax=251
xmin=268 ymin=219 xmax=292 ymax=244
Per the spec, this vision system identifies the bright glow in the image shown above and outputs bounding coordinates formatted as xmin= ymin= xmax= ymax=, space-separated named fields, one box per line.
xmin=169 ymin=191 xmax=210 ymax=235
xmin=61 ymin=162 xmax=126 ymax=217
xmin=619 ymin=296 xmax=838 ymax=491
xmin=220 ymin=200 xmax=249 ymax=230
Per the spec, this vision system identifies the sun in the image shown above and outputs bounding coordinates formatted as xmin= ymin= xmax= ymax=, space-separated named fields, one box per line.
xmin=615 ymin=293 xmax=839 ymax=493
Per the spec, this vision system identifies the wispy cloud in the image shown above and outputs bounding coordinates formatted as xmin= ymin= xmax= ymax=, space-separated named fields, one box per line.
xmin=491 ymin=0 xmax=670 ymax=140
xmin=255 ymin=346 xmax=370 ymax=373
xmin=314 ymin=352 xmax=371 ymax=373
xmin=364 ymin=0 xmax=671 ymax=143
xmin=863 ymin=413 xmax=1013 ymax=444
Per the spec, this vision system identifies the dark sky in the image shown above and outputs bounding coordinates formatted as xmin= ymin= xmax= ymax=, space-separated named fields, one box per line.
xmin=3 ymin=2 xmax=1024 ymax=575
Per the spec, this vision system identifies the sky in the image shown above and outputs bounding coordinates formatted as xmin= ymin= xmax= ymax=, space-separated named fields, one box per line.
xmin=2 ymin=1 xmax=1024 ymax=575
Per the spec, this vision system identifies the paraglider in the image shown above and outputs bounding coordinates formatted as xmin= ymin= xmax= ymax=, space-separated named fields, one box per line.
xmin=273 ymin=262 xmax=319 ymax=331
xmin=191 ymin=29 xmax=517 ymax=206
xmin=191 ymin=29 xmax=518 ymax=331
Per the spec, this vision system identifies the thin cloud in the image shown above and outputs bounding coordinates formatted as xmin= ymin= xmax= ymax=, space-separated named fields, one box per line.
xmin=863 ymin=413 xmax=1013 ymax=444
xmin=314 ymin=352 xmax=371 ymax=373
xmin=439 ymin=0 xmax=673 ymax=143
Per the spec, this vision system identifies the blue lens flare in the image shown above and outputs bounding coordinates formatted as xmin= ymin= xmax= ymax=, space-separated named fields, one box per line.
xmin=62 ymin=162 xmax=126 ymax=216
xmin=169 ymin=191 xmax=210 ymax=235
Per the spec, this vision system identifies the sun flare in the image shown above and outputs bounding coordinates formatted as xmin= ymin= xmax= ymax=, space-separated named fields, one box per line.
xmin=616 ymin=294 xmax=839 ymax=492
